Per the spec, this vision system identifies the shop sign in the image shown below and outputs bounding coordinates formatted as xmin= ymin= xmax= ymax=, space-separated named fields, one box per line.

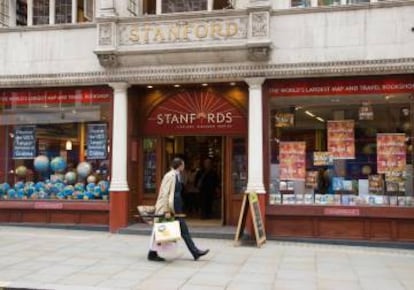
xmin=279 ymin=142 xmax=306 ymax=180
xmin=119 ymin=15 xmax=248 ymax=47
xmin=13 ymin=125 xmax=36 ymax=159
xmin=377 ymin=133 xmax=406 ymax=174
xmin=268 ymin=75 xmax=414 ymax=97
xmin=87 ymin=123 xmax=108 ymax=160
xmin=327 ymin=120 xmax=355 ymax=159
xmin=143 ymin=90 xmax=246 ymax=135
xmin=324 ymin=208 xmax=360 ymax=216
xmin=0 ymin=88 xmax=112 ymax=106
xmin=34 ymin=202 xmax=63 ymax=209
xmin=359 ymin=102 xmax=374 ymax=120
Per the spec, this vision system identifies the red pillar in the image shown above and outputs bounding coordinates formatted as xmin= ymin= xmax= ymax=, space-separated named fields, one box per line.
xmin=109 ymin=191 xmax=129 ymax=233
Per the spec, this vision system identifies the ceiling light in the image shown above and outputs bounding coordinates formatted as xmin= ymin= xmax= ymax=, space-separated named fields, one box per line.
xmin=174 ymin=84 xmax=181 ymax=88
xmin=316 ymin=117 xmax=325 ymax=122
xmin=305 ymin=110 xmax=315 ymax=117
xmin=229 ymin=82 xmax=236 ymax=86
xmin=202 ymin=83 xmax=208 ymax=87
xmin=147 ymin=85 xmax=153 ymax=89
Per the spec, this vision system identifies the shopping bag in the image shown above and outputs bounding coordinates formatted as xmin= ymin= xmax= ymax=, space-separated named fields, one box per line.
xmin=154 ymin=220 xmax=181 ymax=243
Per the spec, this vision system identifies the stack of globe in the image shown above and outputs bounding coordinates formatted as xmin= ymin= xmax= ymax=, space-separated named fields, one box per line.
xmin=63 ymin=185 xmax=74 ymax=198
xmin=33 ymin=155 xmax=50 ymax=173
xmin=50 ymin=157 xmax=67 ymax=173
xmin=24 ymin=182 xmax=35 ymax=198
xmin=7 ymin=189 xmax=16 ymax=199
xmin=98 ymin=180 xmax=110 ymax=199
xmin=0 ymin=183 xmax=10 ymax=197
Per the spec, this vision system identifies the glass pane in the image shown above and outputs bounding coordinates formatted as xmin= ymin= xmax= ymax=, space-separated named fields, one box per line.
xmin=162 ymin=0 xmax=207 ymax=13
xmin=33 ymin=0 xmax=49 ymax=25
xmin=232 ymin=138 xmax=247 ymax=194
xmin=291 ymin=0 xmax=311 ymax=7
xmin=143 ymin=138 xmax=157 ymax=193
xmin=318 ymin=0 xmax=341 ymax=6
xmin=55 ymin=0 xmax=71 ymax=24
xmin=17 ymin=0 xmax=28 ymax=26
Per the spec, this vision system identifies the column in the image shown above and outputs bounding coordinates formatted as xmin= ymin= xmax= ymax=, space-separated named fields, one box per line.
xmin=49 ymin=0 xmax=55 ymax=25
xmin=156 ymin=0 xmax=162 ymax=15
xmin=341 ymin=0 xmax=347 ymax=5
xmin=311 ymin=0 xmax=318 ymax=7
xmin=71 ymin=0 xmax=77 ymax=23
xmin=207 ymin=0 xmax=213 ymax=11
xmin=109 ymin=82 xmax=130 ymax=233
xmin=245 ymin=78 xmax=266 ymax=194
xmin=9 ymin=0 xmax=16 ymax=27
xmin=27 ymin=0 xmax=33 ymax=26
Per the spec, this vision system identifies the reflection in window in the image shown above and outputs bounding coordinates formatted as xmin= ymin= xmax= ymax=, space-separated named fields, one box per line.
xmin=143 ymin=138 xmax=157 ymax=193
xmin=232 ymin=138 xmax=247 ymax=194
xmin=55 ymin=0 xmax=71 ymax=24
xmin=318 ymin=0 xmax=341 ymax=6
xmin=33 ymin=0 xmax=49 ymax=25
xmin=291 ymin=0 xmax=311 ymax=7
xmin=162 ymin=0 xmax=207 ymax=13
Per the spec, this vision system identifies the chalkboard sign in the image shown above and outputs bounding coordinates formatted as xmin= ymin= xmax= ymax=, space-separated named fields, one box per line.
xmin=87 ymin=123 xmax=107 ymax=160
xmin=13 ymin=126 xmax=36 ymax=159
xmin=234 ymin=192 xmax=266 ymax=247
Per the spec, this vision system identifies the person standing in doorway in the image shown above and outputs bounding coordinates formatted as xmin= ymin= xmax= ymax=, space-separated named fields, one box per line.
xmin=195 ymin=157 xmax=220 ymax=219
xmin=148 ymin=157 xmax=209 ymax=262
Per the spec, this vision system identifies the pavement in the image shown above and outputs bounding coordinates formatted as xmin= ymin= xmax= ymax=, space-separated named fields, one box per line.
xmin=0 ymin=226 xmax=414 ymax=290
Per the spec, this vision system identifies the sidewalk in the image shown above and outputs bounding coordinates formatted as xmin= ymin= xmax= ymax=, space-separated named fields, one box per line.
xmin=0 ymin=226 xmax=414 ymax=290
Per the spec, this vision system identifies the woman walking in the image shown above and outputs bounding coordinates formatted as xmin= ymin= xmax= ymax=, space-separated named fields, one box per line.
xmin=148 ymin=157 xmax=210 ymax=262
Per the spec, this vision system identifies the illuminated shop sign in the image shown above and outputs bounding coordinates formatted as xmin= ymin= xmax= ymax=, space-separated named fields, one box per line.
xmin=144 ymin=90 xmax=246 ymax=135
xmin=268 ymin=75 xmax=414 ymax=97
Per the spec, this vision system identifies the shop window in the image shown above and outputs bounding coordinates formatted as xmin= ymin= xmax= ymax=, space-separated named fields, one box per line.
xmin=0 ymin=0 xmax=9 ymax=27
xmin=33 ymin=0 xmax=49 ymax=25
xmin=142 ymin=0 xmax=234 ymax=15
xmin=55 ymin=0 xmax=71 ymax=24
xmin=268 ymin=84 xmax=414 ymax=208
xmin=0 ymin=88 xmax=112 ymax=201
xmin=318 ymin=0 xmax=341 ymax=6
xmin=143 ymin=138 xmax=157 ymax=193
xmin=347 ymin=0 xmax=370 ymax=3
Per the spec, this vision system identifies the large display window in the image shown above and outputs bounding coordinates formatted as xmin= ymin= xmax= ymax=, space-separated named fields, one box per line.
xmin=0 ymin=87 xmax=112 ymax=201
xmin=268 ymin=76 xmax=414 ymax=208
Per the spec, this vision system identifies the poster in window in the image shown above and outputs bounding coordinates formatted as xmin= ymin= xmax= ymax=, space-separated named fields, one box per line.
xmin=87 ymin=123 xmax=107 ymax=160
xmin=13 ymin=125 xmax=36 ymax=159
xmin=275 ymin=113 xmax=294 ymax=128
xmin=327 ymin=120 xmax=355 ymax=159
xmin=359 ymin=102 xmax=374 ymax=120
xmin=279 ymin=142 xmax=306 ymax=180
xmin=377 ymin=133 xmax=406 ymax=174
xmin=368 ymin=175 xmax=384 ymax=193
xmin=313 ymin=151 xmax=332 ymax=166
xmin=305 ymin=171 xmax=318 ymax=189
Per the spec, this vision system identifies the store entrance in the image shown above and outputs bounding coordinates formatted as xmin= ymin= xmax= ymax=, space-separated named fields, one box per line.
xmin=164 ymin=136 xmax=223 ymax=224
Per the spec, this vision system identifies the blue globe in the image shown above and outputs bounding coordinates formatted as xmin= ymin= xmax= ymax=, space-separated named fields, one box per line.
xmin=35 ymin=181 xmax=45 ymax=192
xmin=93 ymin=186 xmax=102 ymax=197
xmin=76 ymin=162 xmax=92 ymax=179
xmin=33 ymin=155 xmax=50 ymax=173
xmin=63 ymin=185 xmax=74 ymax=197
xmin=0 ymin=183 xmax=10 ymax=195
xmin=7 ymin=189 xmax=16 ymax=199
xmin=14 ymin=181 xmax=25 ymax=191
xmin=16 ymin=189 xmax=25 ymax=199
xmin=50 ymin=157 xmax=67 ymax=173
xmin=98 ymin=180 xmax=110 ymax=195
xmin=86 ymin=183 xmax=95 ymax=193
xmin=64 ymin=171 xmax=77 ymax=185
xmin=74 ymin=182 xmax=85 ymax=192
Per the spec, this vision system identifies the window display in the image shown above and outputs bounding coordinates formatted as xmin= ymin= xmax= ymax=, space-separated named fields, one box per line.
xmin=0 ymin=87 xmax=112 ymax=201
xmin=268 ymin=77 xmax=414 ymax=207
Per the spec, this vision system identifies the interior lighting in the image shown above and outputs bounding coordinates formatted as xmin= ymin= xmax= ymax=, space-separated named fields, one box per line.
xmin=229 ymin=82 xmax=236 ymax=86
xmin=65 ymin=140 xmax=72 ymax=151
xmin=305 ymin=110 xmax=315 ymax=117
xmin=174 ymin=84 xmax=181 ymax=88
xmin=147 ymin=85 xmax=153 ymax=89
xmin=316 ymin=117 xmax=325 ymax=122
xmin=202 ymin=83 xmax=208 ymax=87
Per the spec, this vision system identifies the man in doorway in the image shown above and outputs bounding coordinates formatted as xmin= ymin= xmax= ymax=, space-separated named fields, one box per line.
xmin=195 ymin=157 xmax=220 ymax=219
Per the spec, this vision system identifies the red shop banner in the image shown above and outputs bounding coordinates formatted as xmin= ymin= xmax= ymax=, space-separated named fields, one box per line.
xmin=377 ymin=133 xmax=406 ymax=174
xmin=268 ymin=75 xmax=414 ymax=97
xmin=279 ymin=141 xmax=306 ymax=180
xmin=0 ymin=87 xmax=112 ymax=106
xmin=327 ymin=120 xmax=355 ymax=159
xmin=143 ymin=90 xmax=247 ymax=135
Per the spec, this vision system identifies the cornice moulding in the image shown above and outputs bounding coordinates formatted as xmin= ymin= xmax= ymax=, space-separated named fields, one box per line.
xmin=0 ymin=58 xmax=413 ymax=88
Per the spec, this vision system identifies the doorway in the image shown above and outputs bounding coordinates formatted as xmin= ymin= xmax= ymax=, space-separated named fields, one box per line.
xmin=164 ymin=136 xmax=223 ymax=224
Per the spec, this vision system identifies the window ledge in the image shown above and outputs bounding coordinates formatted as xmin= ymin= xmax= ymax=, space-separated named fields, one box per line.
xmin=0 ymin=22 xmax=96 ymax=33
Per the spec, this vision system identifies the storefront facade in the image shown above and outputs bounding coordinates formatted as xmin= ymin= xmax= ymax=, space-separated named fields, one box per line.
xmin=1 ymin=0 xmax=414 ymax=241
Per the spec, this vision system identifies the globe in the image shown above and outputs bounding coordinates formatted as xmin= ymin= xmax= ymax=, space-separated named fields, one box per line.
xmin=86 ymin=183 xmax=95 ymax=193
xmin=51 ymin=174 xmax=64 ymax=183
xmin=14 ymin=181 xmax=25 ymax=190
xmin=33 ymin=155 xmax=50 ymax=173
xmin=16 ymin=189 xmax=25 ymax=199
xmin=35 ymin=181 xmax=45 ymax=192
xmin=63 ymin=185 xmax=74 ymax=197
xmin=50 ymin=157 xmax=67 ymax=173
xmin=93 ymin=185 xmax=102 ymax=197
xmin=98 ymin=180 xmax=110 ymax=195
xmin=15 ymin=165 xmax=27 ymax=178
xmin=64 ymin=172 xmax=77 ymax=185
xmin=77 ymin=162 xmax=92 ymax=179
xmin=7 ymin=189 xmax=17 ymax=199
xmin=74 ymin=182 xmax=85 ymax=192
xmin=0 ymin=183 xmax=10 ymax=195
xmin=87 ymin=175 xmax=97 ymax=184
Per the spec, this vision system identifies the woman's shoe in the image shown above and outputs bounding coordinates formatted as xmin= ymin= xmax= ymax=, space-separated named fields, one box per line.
xmin=193 ymin=249 xmax=210 ymax=261
xmin=147 ymin=250 xmax=165 ymax=262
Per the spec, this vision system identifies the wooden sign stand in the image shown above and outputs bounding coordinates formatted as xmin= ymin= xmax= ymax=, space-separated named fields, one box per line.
xmin=234 ymin=192 xmax=266 ymax=247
